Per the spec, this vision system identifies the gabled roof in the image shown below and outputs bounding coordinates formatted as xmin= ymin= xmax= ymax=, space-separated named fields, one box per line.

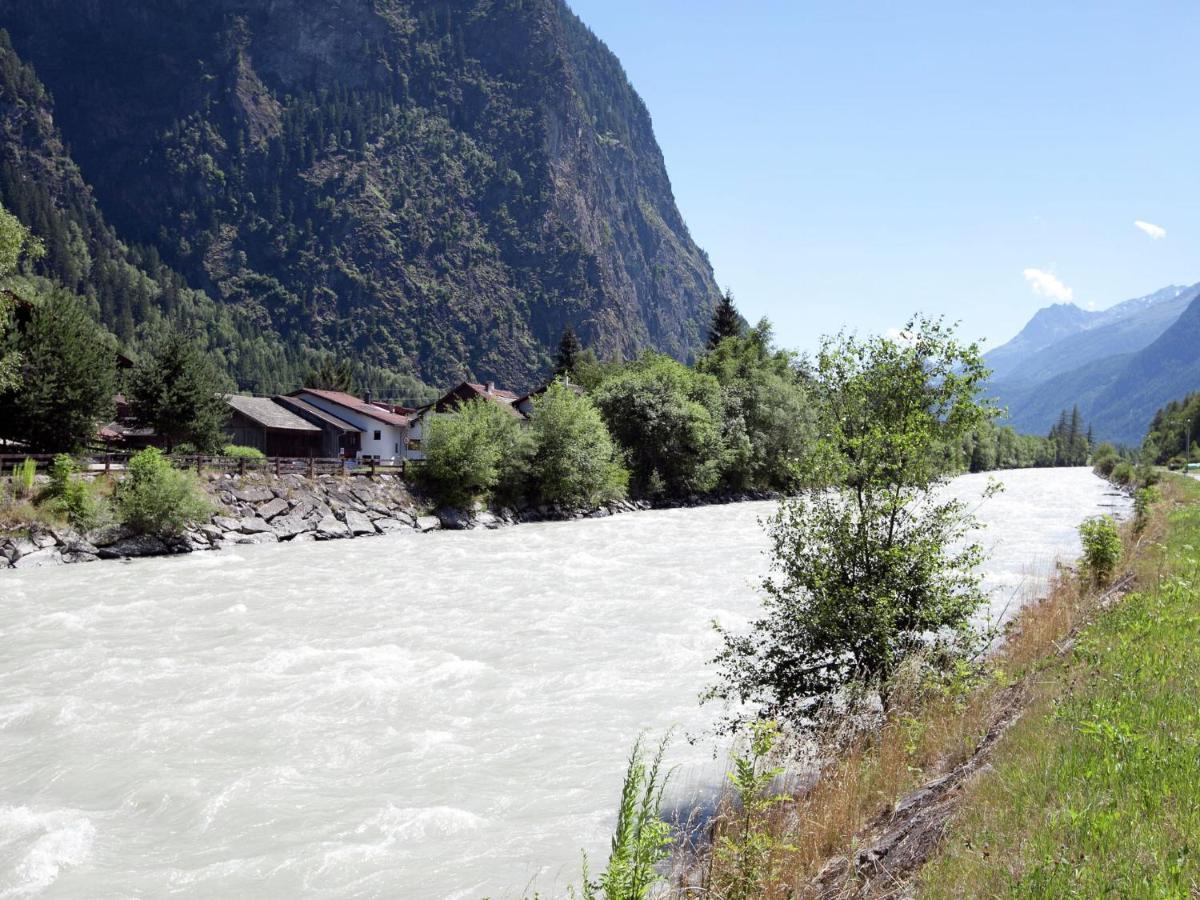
xmin=433 ymin=381 xmax=525 ymax=417
xmin=225 ymin=395 xmax=321 ymax=432
xmin=274 ymin=395 xmax=362 ymax=433
xmin=291 ymin=388 xmax=411 ymax=427
xmin=515 ymin=379 xmax=586 ymax=406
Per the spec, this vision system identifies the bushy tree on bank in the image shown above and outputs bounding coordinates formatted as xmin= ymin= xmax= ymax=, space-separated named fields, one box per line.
xmin=528 ymin=381 xmax=627 ymax=507
xmin=116 ymin=447 xmax=213 ymax=535
xmin=592 ymin=353 xmax=725 ymax=497
xmin=708 ymin=317 xmax=995 ymax=728
xmin=130 ymin=327 xmax=229 ymax=452
xmin=697 ymin=319 xmax=816 ymax=491
xmin=418 ymin=398 xmax=530 ymax=507
xmin=0 ymin=201 xmax=43 ymax=392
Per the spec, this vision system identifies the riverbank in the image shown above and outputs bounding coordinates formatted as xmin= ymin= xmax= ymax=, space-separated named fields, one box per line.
xmin=0 ymin=468 xmax=779 ymax=569
xmin=678 ymin=473 xmax=1189 ymax=897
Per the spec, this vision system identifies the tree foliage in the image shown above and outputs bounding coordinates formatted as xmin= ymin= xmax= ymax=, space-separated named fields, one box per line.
xmin=527 ymin=380 xmax=627 ymax=507
xmin=0 ymin=198 xmax=42 ymax=392
xmin=553 ymin=325 xmax=584 ymax=378
xmin=130 ymin=327 xmax=229 ymax=452
xmin=0 ymin=287 xmax=116 ymax=451
xmin=709 ymin=317 xmax=995 ymax=728
xmin=592 ymin=353 xmax=724 ymax=496
xmin=706 ymin=289 xmax=745 ymax=350
xmin=418 ymin=398 xmax=529 ymax=507
xmin=304 ymin=357 xmax=356 ymax=393
xmin=116 ymin=446 xmax=213 ymax=536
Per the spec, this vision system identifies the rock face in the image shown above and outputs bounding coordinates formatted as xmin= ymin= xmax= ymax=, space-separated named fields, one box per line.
xmin=0 ymin=1 xmax=721 ymax=389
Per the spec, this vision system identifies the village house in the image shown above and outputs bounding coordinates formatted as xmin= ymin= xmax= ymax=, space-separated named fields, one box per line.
xmin=224 ymin=395 xmax=325 ymax=458
xmin=288 ymin=388 xmax=412 ymax=464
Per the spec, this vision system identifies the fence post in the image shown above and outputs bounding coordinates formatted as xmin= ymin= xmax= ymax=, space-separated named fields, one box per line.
xmin=341 ymin=457 xmax=347 ymax=478
xmin=275 ymin=457 xmax=281 ymax=477
xmin=196 ymin=455 xmax=202 ymax=475
xmin=239 ymin=458 xmax=246 ymax=477
xmin=104 ymin=453 xmax=111 ymax=477
xmin=308 ymin=455 xmax=314 ymax=479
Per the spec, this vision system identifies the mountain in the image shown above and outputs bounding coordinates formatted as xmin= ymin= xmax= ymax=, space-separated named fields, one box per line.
xmin=0 ymin=0 xmax=721 ymax=393
xmin=988 ymin=283 xmax=1200 ymax=444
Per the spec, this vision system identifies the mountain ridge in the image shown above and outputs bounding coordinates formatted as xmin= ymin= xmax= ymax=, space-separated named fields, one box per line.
xmin=0 ymin=0 xmax=721 ymax=392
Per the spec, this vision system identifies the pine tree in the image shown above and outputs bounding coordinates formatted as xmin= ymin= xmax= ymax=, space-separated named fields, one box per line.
xmin=130 ymin=328 xmax=229 ymax=452
xmin=304 ymin=357 xmax=356 ymax=393
xmin=553 ymin=325 xmax=583 ymax=377
xmin=706 ymin=289 xmax=744 ymax=350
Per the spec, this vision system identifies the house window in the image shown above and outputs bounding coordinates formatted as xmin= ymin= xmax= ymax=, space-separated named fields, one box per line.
xmin=394 ymin=443 xmax=399 ymax=454
xmin=373 ymin=430 xmax=381 ymax=441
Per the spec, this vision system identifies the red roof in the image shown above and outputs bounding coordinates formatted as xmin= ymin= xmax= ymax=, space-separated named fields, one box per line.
xmin=292 ymin=388 xmax=410 ymax=427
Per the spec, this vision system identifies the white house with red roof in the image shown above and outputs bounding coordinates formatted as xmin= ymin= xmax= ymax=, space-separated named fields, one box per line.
xmin=289 ymin=388 xmax=413 ymax=463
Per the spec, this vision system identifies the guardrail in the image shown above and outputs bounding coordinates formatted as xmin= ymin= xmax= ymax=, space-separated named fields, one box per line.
xmin=0 ymin=452 xmax=416 ymax=478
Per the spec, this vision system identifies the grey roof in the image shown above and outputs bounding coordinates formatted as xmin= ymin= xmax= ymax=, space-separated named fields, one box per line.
xmin=225 ymin=395 xmax=321 ymax=432
xmin=274 ymin=395 xmax=363 ymax=433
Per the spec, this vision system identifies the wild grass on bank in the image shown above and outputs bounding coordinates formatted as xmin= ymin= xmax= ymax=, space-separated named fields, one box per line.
xmin=918 ymin=475 xmax=1200 ymax=897
xmin=668 ymin=478 xmax=1168 ymax=897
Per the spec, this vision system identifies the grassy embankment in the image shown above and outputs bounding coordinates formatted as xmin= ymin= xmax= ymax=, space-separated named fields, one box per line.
xmin=919 ymin=473 xmax=1200 ymax=896
xmin=677 ymin=475 xmax=1199 ymax=897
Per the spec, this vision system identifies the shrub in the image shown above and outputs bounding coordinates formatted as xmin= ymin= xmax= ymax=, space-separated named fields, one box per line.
xmin=418 ymin=399 xmax=530 ymax=507
xmin=170 ymin=442 xmax=199 ymax=457
xmin=45 ymin=453 xmax=107 ymax=530
xmin=1079 ymin=515 xmax=1122 ymax=585
xmin=527 ymin=381 xmax=627 ymax=508
xmin=222 ymin=444 xmax=265 ymax=460
xmin=1091 ymin=442 xmax=1119 ymax=477
xmin=1133 ymin=485 xmax=1160 ymax=534
xmin=1110 ymin=461 xmax=1134 ymax=486
xmin=116 ymin=447 xmax=213 ymax=536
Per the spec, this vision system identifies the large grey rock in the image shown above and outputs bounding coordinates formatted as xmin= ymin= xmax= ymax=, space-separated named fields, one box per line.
xmin=232 ymin=486 xmax=274 ymax=503
xmin=415 ymin=515 xmax=441 ymax=533
xmin=199 ymin=524 xmax=225 ymax=543
xmin=13 ymin=547 xmax=61 ymax=568
xmin=84 ymin=524 xmax=131 ymax=548
xmin=344 ymin=510 xmax=377 ymax=536
xmin=475 ymin=510 xmax=502 ymax=529
xmin=29 ymin=530 xmax=57 ymax=549
xmin=315 ymin=515 xmax=351 ymax=539
xmin=256 ymin=497 xmax=290 ymax=521
xmin=51 ymin=528 xmax=99 ymax=556
xmin=212 ymin=515 xmax=240 ymax=532
xmin=98 ymin=535 xmax=168 ymax=559
xmin=287 ymin=531 xmax=318 ymax=542
xmin=1 ymin=536 xmax=38 ymax=562
xmin=238 ymin=517 xmax=273 ymax=534
xmin=235 ymin=531 xmax=279 ymax=545
xmin=60 ymin=550 xmax=100 ymax=565
xmin=271 ymin=514 xmax=312 ymax=539
xmin=435 ymin=507 xmax=472 ymax=530
xmin=375 ymin=518 xmax=412 ymax=534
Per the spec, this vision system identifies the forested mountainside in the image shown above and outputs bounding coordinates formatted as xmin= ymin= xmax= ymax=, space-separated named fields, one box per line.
xmin=0 ymin=0 xmax=720 ymax=394
xmin=987 ymin=283 xmax=1200 ymax=444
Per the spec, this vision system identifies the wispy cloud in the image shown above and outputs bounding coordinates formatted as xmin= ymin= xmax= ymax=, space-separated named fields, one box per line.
xmin=1134 ymin=219 xmax=1167 ymax=240
xmin=1023 ymin=268 xmax=1074 ymax=302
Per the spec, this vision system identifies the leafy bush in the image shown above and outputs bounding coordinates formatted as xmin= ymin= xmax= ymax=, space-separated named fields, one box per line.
xmin=581 ymin=735 xmax=672 ymax=900
xmin=45 ymin=453 xmax=107 ymax=530
xmin=222 ymin=444 xmax=265 ymax=460
xmin=116 ymin=447 xmax=213 ymax=536
xmin=1110 ymin=462 xmax=1134 ymax=486
xmin=418 ymin=399 xmax=530 ymax=507
xmin=1079 ymin=515 xmax=1122 ymax=585
xmin=528 ymin=381 xmax=627 ymax=508
xmin=170 ymin=442 xmax=199 ymax=457
xmin=1133 ymin=486 xmax=1160 ymax=534
xmin=1091 ymin=442 xmax=1119 ymax=477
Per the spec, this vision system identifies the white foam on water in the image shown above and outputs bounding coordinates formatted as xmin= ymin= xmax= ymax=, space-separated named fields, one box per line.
xmin=0 ymin=468 xmax=1127 ymax=897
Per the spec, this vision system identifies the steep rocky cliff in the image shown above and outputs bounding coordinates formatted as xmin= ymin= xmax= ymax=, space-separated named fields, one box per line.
xmin=0 ymin=0 xmax=720 ymax=391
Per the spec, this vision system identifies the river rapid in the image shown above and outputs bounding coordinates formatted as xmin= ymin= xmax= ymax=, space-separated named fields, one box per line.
xmin=0 ymin=468 xmax=1126 ymax=898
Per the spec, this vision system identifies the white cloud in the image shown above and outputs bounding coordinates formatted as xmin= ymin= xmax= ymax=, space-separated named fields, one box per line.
xmin=1134 ymin=219 xmax=1167 ymax=240
xmin=1023 ymin=268 xmax=1074 ymax=302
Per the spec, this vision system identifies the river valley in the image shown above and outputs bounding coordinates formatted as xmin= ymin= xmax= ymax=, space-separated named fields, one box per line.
xmin=0 ymin=468 xmax=1127 ymax=898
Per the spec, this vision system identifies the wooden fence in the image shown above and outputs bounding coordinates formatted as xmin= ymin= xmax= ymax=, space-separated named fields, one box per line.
xmin=0 ymin=452 xmax=416 ymax=479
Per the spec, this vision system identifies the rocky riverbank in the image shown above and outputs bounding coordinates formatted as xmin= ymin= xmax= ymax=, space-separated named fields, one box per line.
xmin=0 ymin=471 xmax=779 ymax=570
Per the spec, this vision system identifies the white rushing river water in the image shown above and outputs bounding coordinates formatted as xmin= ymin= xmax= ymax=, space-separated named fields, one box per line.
xmin=0 ymin=468 xmax=1126 ymax=898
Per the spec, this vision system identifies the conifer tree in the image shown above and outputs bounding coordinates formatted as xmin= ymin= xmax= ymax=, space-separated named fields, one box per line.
xmin=706 ymin=290 xmax=744 ymax=350
xmin=553 ymin=325 xmax=583 ymax=377
xmin=304 ymin=357 xmax=356 ymax=393
xmin=130 ymin=328 xmax=228 ymax=452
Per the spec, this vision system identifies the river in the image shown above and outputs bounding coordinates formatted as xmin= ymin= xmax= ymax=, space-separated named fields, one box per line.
xmin=0 ymin=468 xmax=1126 ymax=898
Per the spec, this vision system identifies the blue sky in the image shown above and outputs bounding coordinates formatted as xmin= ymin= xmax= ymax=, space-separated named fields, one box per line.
xmin=566 ymin=0 xmax=1200 ymax=353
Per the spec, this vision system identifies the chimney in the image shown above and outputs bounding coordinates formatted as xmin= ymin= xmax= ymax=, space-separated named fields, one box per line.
xmin=486 ymin=381 xmax=495 ymax=394
xmin=364 ymin=389 xmax=372 ymax=404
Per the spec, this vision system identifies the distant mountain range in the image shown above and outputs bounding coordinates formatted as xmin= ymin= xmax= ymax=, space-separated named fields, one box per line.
xmin=986 ymin=283 xmax=1200 ymax=445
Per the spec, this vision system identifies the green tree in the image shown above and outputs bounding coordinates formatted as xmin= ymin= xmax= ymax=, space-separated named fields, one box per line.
xmin=418 ymin=397 xmax=529 ymax=507
xmin=706 ymin=289 xmax=745 ymax=350
xmin=130 ymin=327 xmax=229 ymax=452
xmin=527 ymin=380 xmax=627 ymax=507
xmin=0 ymin=200 xmax=43 ymax=391
xmin=708 ymin=317 xmax=995 ymax=728
xmin=697 ymin=318 xmax=816 ymax=490
xmin=304 ymin=356 xmax=356 ymax=393
xmin=592 ymin=353 xmax=724 ymax=497
xmin=553 ymin=325 xmax=583 ymax=378
xmin=116 ymin=446 xmax=213 ymax=536
xmin=0 ymin=288 xmax=116 ymax=451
